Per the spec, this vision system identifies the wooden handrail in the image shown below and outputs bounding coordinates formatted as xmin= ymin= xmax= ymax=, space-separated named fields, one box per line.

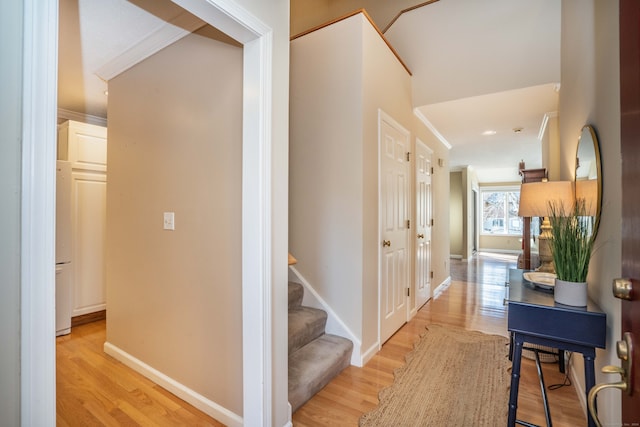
xmin=288 ymin=253 xmax=297 ymax=265
xmin=290 ymin=9 xmax=412 ymax=76
xmin=382 ymin=0 xmax=440 ymax=34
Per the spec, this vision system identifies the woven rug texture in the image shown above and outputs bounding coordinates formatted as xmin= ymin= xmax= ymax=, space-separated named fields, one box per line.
xmin=359 ymin=324 xmax=510 ymax=427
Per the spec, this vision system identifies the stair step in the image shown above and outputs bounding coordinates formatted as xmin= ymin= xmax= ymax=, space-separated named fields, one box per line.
xmin=288 ymin=306 xmax=327 ymax=355
xmin=288 ymin=334 xmax=353 ymax=413
xmin=288 ymin=281 xmax=304 ymax=309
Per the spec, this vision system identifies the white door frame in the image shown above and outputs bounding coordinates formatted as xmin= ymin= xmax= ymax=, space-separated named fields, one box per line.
xmin=21 ymin=0 xmax=275 ymax=425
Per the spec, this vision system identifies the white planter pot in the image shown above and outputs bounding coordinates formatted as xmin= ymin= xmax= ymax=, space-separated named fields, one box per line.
xmin=554 ymin=278 xmax=588 ymax=307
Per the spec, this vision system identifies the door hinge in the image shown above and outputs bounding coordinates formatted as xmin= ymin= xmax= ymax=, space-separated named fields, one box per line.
xmin=430 ymin=271 xmax=434 ymax=279
xmin=407 ymin=287 xmax=410 ymax=297
xmin=406 ymin=219 xmax=411 ymax=229
xmin=431 ymin=166 xmax=434 ymax=174
xmin=431 ymin=218 xmax=434 ymax=226
xmin=406 ymin=152 xmax=411 ymax=161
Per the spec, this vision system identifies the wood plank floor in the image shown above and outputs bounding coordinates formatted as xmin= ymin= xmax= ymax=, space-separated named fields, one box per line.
xmin=56 ymin=320 xmax=225 ymax=426
xmin=58 ymin=252 xmax=586 ymax=426
xmin=293 ymin=252 xmax=587 ymax=426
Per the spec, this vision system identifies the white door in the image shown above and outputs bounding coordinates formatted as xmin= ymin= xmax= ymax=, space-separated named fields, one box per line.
xmin=415 ymin=139 xmax=432 ymax=308
xmin=379 ymin=111 xmax=410 ymax=344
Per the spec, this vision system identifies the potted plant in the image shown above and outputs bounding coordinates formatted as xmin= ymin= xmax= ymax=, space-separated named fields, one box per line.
xmin=548 ymin=198 xmax=596 ymax=306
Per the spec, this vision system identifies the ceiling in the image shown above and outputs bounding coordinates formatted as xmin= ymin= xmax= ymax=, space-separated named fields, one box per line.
xmin=58 ymin=0 xmax=561 ymax=183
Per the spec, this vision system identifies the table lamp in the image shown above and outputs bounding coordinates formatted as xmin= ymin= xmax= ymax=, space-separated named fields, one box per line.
xmin=518 ymin=180 xmax=575 ymax=273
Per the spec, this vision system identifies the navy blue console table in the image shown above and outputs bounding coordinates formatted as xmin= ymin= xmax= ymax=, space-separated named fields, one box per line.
xmin=506 ymin=269 xmax=606 ymax=427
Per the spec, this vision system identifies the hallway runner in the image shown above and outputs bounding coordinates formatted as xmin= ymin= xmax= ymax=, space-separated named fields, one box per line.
xmin=359 ymin=324 xmax=510 ymax=426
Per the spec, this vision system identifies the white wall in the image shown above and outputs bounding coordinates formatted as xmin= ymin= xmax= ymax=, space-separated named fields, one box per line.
xmin=0 ymin=0 xmax=23 ymax=423
xmin=106 ymin=31 xmax=244 ymax=418
xmin=560 ymin=1 xmax=621 ymax=424
xmin=290 ymin=15 xmax=365 ymax=343
xmin=291 ymin=13 xmax=451 ymax=360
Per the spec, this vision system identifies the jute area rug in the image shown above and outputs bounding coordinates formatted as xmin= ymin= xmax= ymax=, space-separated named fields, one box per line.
xmin=359 ymin=324 xmax=510 ymax=427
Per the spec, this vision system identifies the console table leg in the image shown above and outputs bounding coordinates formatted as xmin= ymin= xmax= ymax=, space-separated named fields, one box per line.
xmin=584 ymin=355 xmax=597 ymax=427
xmin=508 ymin=337 xmax=524 ymax=427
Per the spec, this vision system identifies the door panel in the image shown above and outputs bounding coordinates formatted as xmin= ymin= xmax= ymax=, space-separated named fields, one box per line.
xmin=415 ymin=139 xmax=432 ymax=308
xmin=620 ymin=0 xmax=640 ymax=422
xmin=380 ymin=113 xmax=410 ymax=344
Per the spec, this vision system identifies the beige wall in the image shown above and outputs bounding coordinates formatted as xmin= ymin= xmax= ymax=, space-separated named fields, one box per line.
xmin=479 ymin=235 xmax=522 ymax=252
xmin=449 ymin=171 xmax=463 ymax=257
xmin=291 ymin=0 xmax=332 ymax=36
xmin=560 ymin=1 xmax=621 ymax=424
xmin=106 ymin=31 xmax=244 ymax=415
xmin=0 ymin=0 xmax=23 ymax=423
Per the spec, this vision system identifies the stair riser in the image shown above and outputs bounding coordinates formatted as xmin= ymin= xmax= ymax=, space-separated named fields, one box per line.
xmin=288 ymin=307 xmax=327 ymax=354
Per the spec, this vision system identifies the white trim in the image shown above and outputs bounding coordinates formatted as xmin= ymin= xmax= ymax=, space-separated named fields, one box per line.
xmin=23 ymin=0 xmax=276 ymax=424
xmin=537 ymin=111 xmax=558 ymax=141
xmin=361 ymin=341 xmax=381 ymax=366
xmin=433 ymin=276 xmax=452 ymax=299
xmin=96 ymin=11 xmax=206 ymax=80
xmin=21 ymin=0 xmax=59 ymax=424
xmin=289 ymin=266 xmax=364 ymax=366
xmin=414 ymin=107 xmax=453 ymax=150
xmin=57 ymin=108 xmax=107 ymax=127
xmin=171 ymin=1 xmax=274 ymax=424
xmin=477 ymin=248 xmax=521 ymax=255
xmin=104 ymin=342 xmax=243 ymax=427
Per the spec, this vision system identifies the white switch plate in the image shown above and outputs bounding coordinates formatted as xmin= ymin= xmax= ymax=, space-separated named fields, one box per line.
xmin=163 ymin=212 xmax=175 ymax=230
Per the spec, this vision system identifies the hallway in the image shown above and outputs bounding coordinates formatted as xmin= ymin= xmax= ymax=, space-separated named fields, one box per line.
xmin=56 ymin=252 xmax=586 ymax=425
xmin=293 ymin=252 xmax=586 ymax=426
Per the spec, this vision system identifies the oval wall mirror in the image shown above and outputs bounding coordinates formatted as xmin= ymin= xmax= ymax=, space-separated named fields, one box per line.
xmin=575 ymin=125 xmax=602 ymax=238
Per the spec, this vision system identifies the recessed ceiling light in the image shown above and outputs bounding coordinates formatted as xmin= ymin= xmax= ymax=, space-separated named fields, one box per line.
xmin=482 ymin=130 xmax=497 ymax=136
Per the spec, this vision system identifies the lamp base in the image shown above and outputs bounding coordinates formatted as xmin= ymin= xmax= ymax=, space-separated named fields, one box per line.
xmin=536 ymin=232 xmax=555 ymax=274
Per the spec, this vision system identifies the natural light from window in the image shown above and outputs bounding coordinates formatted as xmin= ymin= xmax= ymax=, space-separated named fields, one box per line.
xmin=481 ymin=187 xmax=522 ymax=236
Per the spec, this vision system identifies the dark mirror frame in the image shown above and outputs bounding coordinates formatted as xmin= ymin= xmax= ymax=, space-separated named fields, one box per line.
xmin=575 ymin=124 xmax=602 ymax=239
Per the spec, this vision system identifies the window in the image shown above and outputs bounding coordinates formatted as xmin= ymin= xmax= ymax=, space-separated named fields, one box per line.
xmin=481 ymin=188 xmax=522 ymax=235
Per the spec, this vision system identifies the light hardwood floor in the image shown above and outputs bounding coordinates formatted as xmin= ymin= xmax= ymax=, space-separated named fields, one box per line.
xmin=292 ymin=252 xmax=586 ymax=426
xmin=57 ymin=252 xmax=586 ymax=426
xmin=56 ymin=321 xmax=225 ymax=426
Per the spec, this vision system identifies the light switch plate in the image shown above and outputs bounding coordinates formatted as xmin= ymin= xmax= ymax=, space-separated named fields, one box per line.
xmin=163 ymin=212 xmax=175 ymax=230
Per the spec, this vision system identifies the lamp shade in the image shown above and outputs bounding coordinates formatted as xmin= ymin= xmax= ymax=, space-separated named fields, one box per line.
xmin=518 ymin=181 xmax=574 ymax=217
xmin=575 ymin=179 xmax=598 ymax=216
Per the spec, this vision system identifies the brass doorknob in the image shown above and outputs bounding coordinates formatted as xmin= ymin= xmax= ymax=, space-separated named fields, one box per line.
xmin=613 ymin=278 xmax=634 ymax=300
xmin=417 ymin=234 xmax=424 ymax=239
xmin=382 ymin=240 xmax=391 ymax=247
xmin=587 ymin=332 xmax=633 ymax=427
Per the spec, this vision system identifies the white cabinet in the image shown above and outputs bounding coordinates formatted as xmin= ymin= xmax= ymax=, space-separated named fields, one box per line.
xmin=58 ymin=120 xmax=107 ymax=317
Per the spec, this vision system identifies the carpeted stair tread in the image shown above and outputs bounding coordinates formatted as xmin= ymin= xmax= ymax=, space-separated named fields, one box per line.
xmin=288 ymin=306 xmax=327 ymax=355
xmin=288 ymin=281 xmax=304 ymax=309
xmin=288 ymin=334 xmax=353 ymax=412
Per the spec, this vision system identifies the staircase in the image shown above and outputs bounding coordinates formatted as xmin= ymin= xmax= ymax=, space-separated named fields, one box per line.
xmin=288 ymin=281 xmax=353 ymax=412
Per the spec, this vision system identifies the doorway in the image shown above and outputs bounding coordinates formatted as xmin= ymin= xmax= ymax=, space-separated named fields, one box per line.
xmin=379 ymin=110 xmax=410 ymax=344
xmin=21 ymin=0 xmax=279 ymax=424
xmin=415 ymin=138 xmax=432 ymax=308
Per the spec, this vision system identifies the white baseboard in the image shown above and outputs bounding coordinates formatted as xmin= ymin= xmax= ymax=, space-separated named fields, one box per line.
xmin=433 ymin=277 xmax=452 ymax=299
xmin=288 ymin=266 xmax=364 ymax=367
xmin=568 ymin=353 xmax=587 ymax=418
xmin=103 ymin=342 xmax=243 ymax=427
xmin=450 ymin=254 xmax=462 ymax=259
xmin=361 ymin=341 xmax=380 ymax=366
xmin=477 ymin=248 xmax=521 ymax=255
